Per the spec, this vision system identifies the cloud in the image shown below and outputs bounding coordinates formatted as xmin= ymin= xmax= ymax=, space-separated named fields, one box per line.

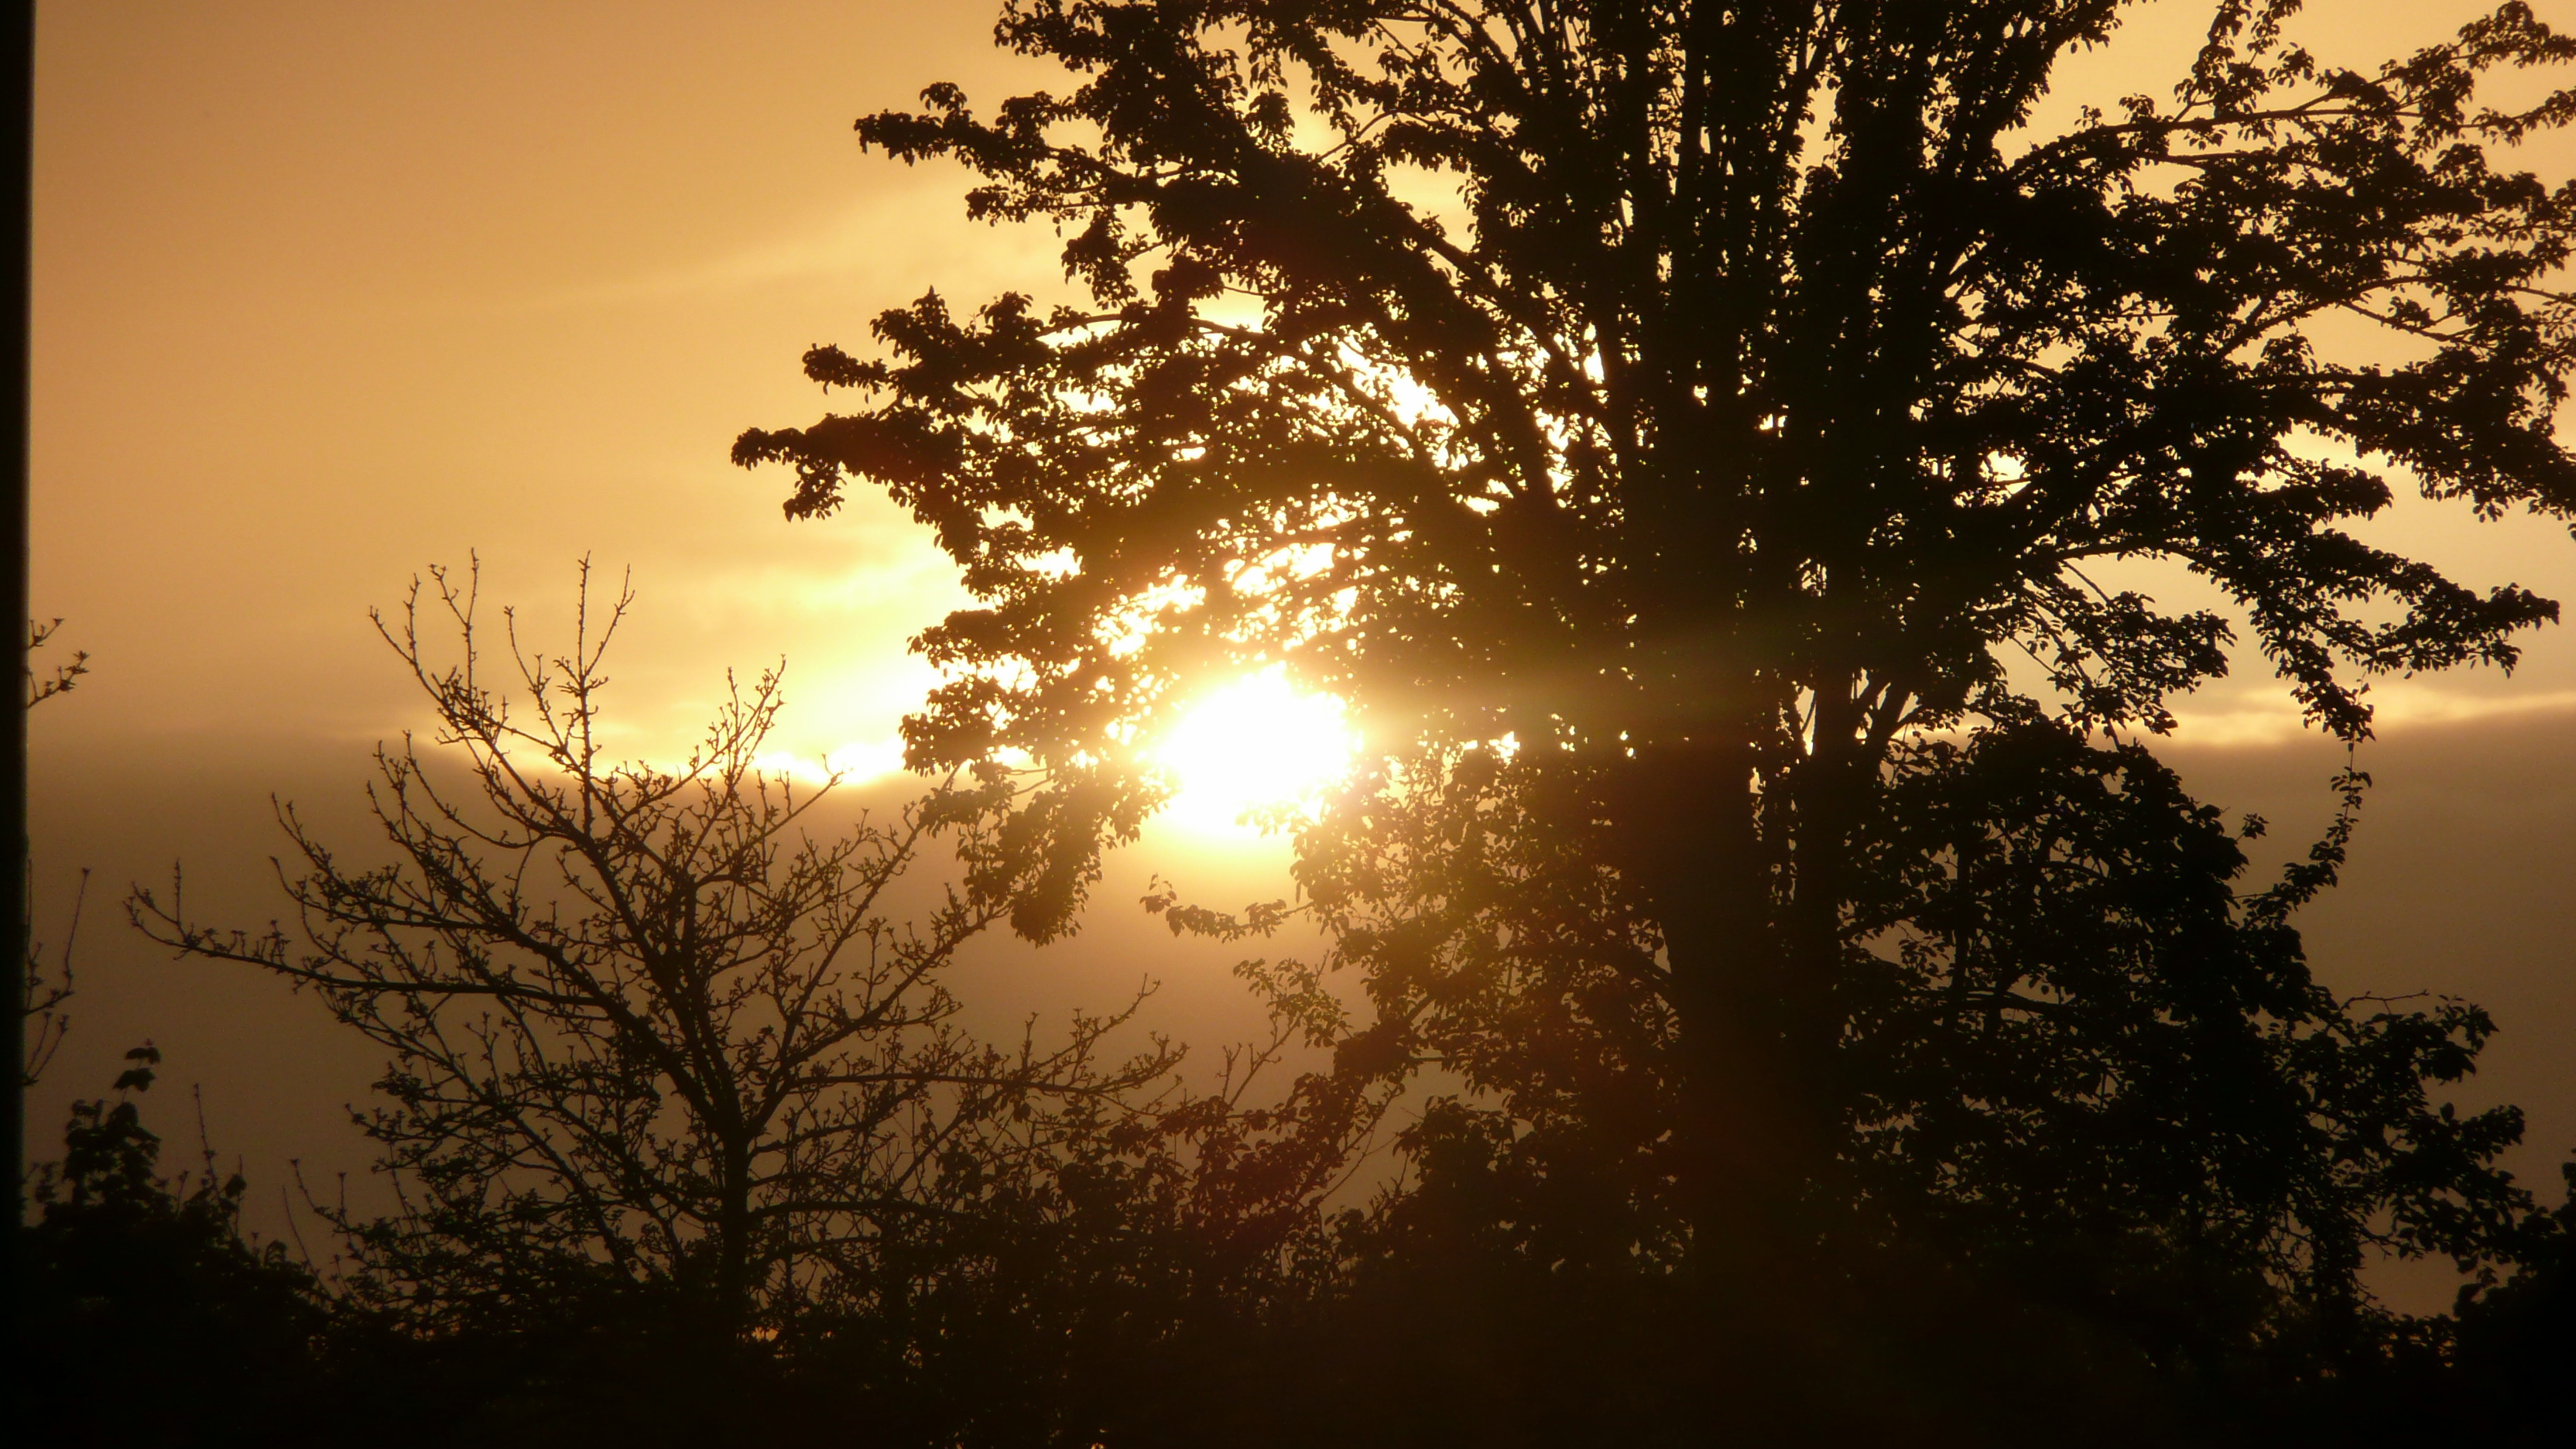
xmin=522 ymin=173 xmax=1067 ymax=312
xmin=2168 ymin=685 xmax=2576 ymax=748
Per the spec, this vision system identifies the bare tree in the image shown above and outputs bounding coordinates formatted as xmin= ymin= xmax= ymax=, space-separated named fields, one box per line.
xmin=24 ymin=617 xmax=88 ymax=710
xmin=132 ymin=564 xmax=1178 ymax=1340
xmin=19 ymin=868 xmax=80 ymax=1091
xmin=22 ymin=618 xmax=91 ymax=1090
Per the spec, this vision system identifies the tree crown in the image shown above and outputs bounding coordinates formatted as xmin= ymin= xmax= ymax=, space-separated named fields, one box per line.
xmin=740 ymin=2 xmax=2576 ymax=885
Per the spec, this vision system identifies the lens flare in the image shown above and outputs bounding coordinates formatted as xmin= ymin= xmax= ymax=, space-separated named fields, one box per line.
xmin=1155 ymin=670 xmax=1355 ymax=831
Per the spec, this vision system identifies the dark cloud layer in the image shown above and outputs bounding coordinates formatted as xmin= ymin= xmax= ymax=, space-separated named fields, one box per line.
xmin=28 ymin=706 xmax=2573 ymax=1314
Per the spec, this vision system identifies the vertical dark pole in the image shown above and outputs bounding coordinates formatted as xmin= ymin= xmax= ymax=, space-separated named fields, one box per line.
xmin=4 ymin=0 xmax=33 ymax=1231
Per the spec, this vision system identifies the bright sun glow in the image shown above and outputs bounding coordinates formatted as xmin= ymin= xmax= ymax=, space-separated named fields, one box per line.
xmin=1155 ymin=670 xmax=1357 ymax=832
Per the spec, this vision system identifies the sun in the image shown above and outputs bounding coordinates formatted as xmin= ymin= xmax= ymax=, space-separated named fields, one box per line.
xmin=1154 ymin=669 xmax=1357 ymax=831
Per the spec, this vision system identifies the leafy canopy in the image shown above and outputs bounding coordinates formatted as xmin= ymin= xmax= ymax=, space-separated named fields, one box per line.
xmin=740 ymin=0 xmax=2576 ymax=873
xmin=735 ymin=0 xmax=2576 ymax=1357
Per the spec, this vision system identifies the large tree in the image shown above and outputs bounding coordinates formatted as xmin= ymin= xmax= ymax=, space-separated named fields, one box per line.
xmin=737 ymin=0 xmax=2575 ymax=1394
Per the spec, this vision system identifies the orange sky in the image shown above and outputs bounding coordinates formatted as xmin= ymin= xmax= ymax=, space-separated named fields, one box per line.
xmin=29 ymin=0 xmax=2576 ymax=759
xmin=33 ymin=1 xmax=1067 ymax=767
xmin=26 ymin=1 xmax=2576 ymax=1309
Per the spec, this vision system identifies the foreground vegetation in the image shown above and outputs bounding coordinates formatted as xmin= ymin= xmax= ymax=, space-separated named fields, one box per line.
xmin=15 ymin=570 xmax=2570 ymax=1446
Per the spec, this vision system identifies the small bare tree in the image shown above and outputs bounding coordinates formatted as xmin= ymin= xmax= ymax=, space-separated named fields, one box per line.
xmin=23 ymin=618 xmax=93 ymax=1090
xmin=25 ymin=617 xmax=90 ymax=710
xmin=132 ymin=564 xmax=1177 ymax=1340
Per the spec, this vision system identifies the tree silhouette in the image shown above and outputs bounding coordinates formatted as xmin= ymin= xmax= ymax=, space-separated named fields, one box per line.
xmin=737 ymin=0 xmax=2576 ymax=1426
xmin=738 ymin=0 xmax=2567 ymax=1197
xmin=132 ymin=564 xmax=1180 ymax=1349
xmin=21 ymin=619 xmax=90 ymax=1090
xmin=1162 ymin=723 xmax=2548 ymax=1441
xmin=13 ymin=1046 xmax=334 ymax=1447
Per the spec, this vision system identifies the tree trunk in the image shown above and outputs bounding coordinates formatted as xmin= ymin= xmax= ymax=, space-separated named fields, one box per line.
xmin=1616 ymin=737 xmax=1821 ymax=1251
xmin=715 ymin=1145 xmax=754 ymax=1344
xmin=1617 ymin=733 xmax=1838 ymax=1423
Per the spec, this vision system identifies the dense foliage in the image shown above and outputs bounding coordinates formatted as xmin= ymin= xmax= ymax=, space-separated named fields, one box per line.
xmin=14 ymin=1048 xmax=334 ymax=1446
xmin=731 ymin=0 xmax=2576 ymax=1435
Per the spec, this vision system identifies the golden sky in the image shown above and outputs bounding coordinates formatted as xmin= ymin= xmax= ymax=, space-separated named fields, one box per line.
xmin=33 ymin=1 xmax=1070 ymax=769
xmin=26 ymin=1 xmax=2576 ymax=1307
xmin=30 ymin=0 xmax=2576 ymax=765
